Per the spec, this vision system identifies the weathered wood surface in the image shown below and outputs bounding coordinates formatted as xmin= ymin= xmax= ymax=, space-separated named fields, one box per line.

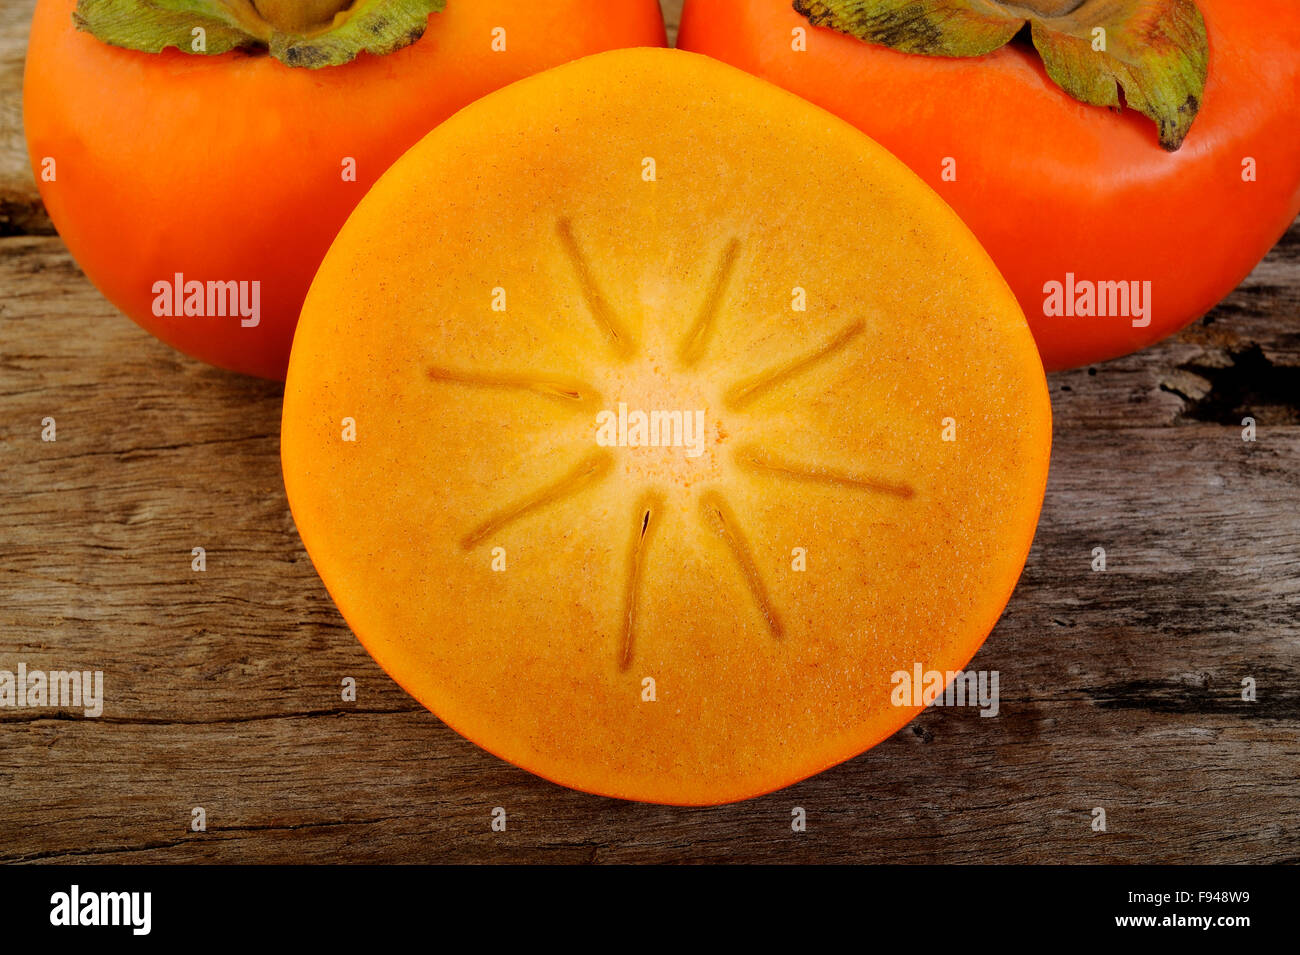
xmin=2 ymin=0 xmax=1298 ymax=864
xmin=0 ymin=0 xmax=48 ymax=237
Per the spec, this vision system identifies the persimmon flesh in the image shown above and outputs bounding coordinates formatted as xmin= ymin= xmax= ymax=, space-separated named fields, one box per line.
xmin=678 ymin=0 xmax=1300 ymax=370
xmin=281 ymin=49 xmax=1052 ymax=804
xmin=22 ymin=0 xmax=666 ymax=379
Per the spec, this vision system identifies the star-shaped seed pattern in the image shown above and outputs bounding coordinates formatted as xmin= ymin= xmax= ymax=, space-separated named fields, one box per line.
xmin=426 ymin=219 xmax=915 ymax=669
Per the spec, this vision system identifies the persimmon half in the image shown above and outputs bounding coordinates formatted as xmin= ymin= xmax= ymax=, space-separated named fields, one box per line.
xmin=281 ymin=48 xmax=1052 ymax=804
xmin=679 ymin=0 xmax=1300 ymax=371
xmin=22 ymin=0 xmax=666 ymax=379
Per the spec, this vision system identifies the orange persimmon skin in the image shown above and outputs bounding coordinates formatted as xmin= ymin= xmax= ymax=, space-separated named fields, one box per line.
xmin=23 ymin=0 xmax=666 ymax=379
xmin=679 ymin=0 xmax=1300 ymax=371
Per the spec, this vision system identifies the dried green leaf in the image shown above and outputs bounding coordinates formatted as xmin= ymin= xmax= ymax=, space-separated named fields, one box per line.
xmin=74 ymin=0 xmax=446 ymax=68
xmin=1030 ymin=1 xmax=1207 ymax=150
xmin=792 ymin=0 xmax=1209 ymax=149
xmin=74 ymin=0 xmax=255 ymax=56
xmin=793 ymin=0 xmax=1023 ymax=57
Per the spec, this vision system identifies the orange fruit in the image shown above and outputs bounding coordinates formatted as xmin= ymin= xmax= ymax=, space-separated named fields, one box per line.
xmin=23 ymin=0 xmax=666 ymax=378
xmin=281 ymin=48 xmax=1052 ymax=804
xmin=679 ymin=0 xmax=1300 ymax=371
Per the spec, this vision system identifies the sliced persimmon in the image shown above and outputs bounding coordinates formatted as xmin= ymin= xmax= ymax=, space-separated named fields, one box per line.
xmin=281 ymin=48 xmax=1052 ymax=805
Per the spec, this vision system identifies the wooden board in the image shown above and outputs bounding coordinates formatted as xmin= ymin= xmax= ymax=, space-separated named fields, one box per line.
xmin=0 ymin=0 xmax=50 ymax=235
xmin=2 ymin=0 xmax=1298 ymax=864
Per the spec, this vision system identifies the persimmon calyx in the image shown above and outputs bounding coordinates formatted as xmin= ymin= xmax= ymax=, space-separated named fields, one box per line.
xmin=792 ymin=0 xmax=1208 ymax=150
xmin=73 ymin=0 xmax=446 ymax=68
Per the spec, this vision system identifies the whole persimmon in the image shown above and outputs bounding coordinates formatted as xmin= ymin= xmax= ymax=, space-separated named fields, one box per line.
xmin=678 ymin=0 xmax=1300 ymax=370
xmin=23 ymin=0 xmax=666 ymax=379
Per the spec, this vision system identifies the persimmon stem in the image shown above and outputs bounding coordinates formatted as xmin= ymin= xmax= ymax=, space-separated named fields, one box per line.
xmin=243 ymin=0 xmax=357 ymax=36
xmin=999 ymin=0 xmax=1084 ymax=16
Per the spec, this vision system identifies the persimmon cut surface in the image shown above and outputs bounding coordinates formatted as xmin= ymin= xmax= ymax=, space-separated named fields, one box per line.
xmin=281 ymin=48 xmax=1052 ymax=804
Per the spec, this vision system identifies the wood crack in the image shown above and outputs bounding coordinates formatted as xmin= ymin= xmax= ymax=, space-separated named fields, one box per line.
xmin=0 ymin=706 xmax=425 ymax=726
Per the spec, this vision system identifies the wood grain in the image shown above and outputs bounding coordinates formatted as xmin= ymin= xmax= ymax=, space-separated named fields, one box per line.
xmin=665 ymin=0 xmax=683 ymax=44
xmin=1 ymin=0 xmax=1298 ymax=864
xmin=0 ymin=0 xmax=49 ymax=235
